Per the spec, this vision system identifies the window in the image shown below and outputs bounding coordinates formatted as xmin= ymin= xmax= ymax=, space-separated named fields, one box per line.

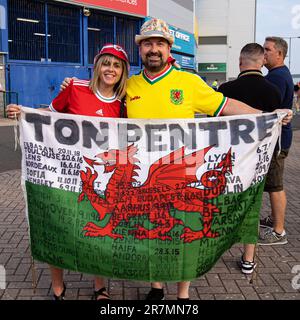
xmin=47 ymin=3 xmax=80 ymax=63
xmin=88 ymin=10 xmax=114 ymax=65
xmin=116 ymin=16 xmax=140 ymax=66
xmin=198 ymin=36 xmax=227 ymax=45
xmin=8 ymin=0 xmax=46 ymax=61
xmin=8 ymin=0 xmax=80 ymax=63
xmin=88 ymin=11 xmax=140 ymax=66
xmin=8 ymin=0 xmax=140 ymax=66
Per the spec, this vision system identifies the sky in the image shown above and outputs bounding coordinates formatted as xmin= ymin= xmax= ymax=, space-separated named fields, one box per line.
xmin=256 ymin=0 xmax=300 ymax=76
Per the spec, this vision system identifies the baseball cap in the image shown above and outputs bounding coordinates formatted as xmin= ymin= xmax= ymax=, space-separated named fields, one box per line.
xmin=94 ymin=43 xmax=129 ymax=70
xmin=135 ymin=18 xmax=174 ymax=45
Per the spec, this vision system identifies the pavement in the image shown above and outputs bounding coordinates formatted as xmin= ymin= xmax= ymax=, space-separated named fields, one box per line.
xmin=0 ymin=115 xmax=300 ymax=300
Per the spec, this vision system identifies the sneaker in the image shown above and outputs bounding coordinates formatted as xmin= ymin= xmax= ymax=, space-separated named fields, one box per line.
xmin=145 ymin=288 xmax=165 ymax=300
xmin=239 ymin=256 xmax=257 ymax=274
xmin=260 ymin=216 xmax=273 ymax=228
xmin=258 ymin=228 xmax=288 ymax=245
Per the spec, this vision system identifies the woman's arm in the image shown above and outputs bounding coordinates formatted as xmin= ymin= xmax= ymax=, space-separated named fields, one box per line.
xmin=6 ymin=104 xmax=50 ymax=120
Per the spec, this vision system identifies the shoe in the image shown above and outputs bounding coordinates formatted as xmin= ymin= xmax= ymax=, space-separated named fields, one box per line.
xmin=239 ymin=255 xmax=257 ymax=274
xmin=145 ymin=288 xmax=164 ymax=300
xmin=258 ymin=228 xmax=288 ymax=245
xmin=260 ymin=216 xmax=273 ymax=228
xmin=177 ymin=297 xmax=190 ymax=300
xmin=53 ymin=282 xmax=66 ymax=300
xmin=92 ymin=287 xmax=111 ymax=300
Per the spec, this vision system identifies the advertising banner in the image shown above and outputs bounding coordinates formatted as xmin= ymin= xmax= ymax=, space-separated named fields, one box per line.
xmin=172 ymin=53 xmax=195 ymax=70
xmin=69 ymin=0 xmax=147 ymax=16
xmin=169 ymin=25 xmax=195 ymax=56
xmin=198 ymin=63 xmax=227 ymax=73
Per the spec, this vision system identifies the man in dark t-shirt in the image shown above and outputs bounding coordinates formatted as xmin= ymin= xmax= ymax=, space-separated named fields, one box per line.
xmin=258 ymin=37 xmax=294 ymax=246
xmin=218 ymin=43 xmax=282 ymax=274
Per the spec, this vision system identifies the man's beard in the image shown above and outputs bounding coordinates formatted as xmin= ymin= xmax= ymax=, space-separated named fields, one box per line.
xmin=264 ymin=61 xmax=272 ymax=70
xmin=142 ymin=53 xmax=168 ymax=73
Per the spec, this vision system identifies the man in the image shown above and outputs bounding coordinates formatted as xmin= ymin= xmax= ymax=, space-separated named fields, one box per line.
xmin=39 ymin=18 xmax=292 ymax=300
xmin=218 ymin=43 xmax=282 ymax=274
xmin=126 ymin=20 xmax=292 ymax=299
xmin=211 ymin=79 xmax=219 ymax=91
xmin=258 ymin=37 xmax=294 ymax=246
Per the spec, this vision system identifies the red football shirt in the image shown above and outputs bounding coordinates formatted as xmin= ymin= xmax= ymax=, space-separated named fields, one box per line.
xmin=49 ymin=79 xmax=122 ymax=117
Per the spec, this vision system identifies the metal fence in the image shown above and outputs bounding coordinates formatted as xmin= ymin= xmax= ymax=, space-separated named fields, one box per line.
xmin=116 ymin=16 xmax=140 ymax=66
xmin=88 ymin=10 xmax=114 ymax=65
xmin=8 ymin=0 xmax=46 ymax=61
xmin=8 ymin=0 xmax=140 ymax=66
xmin=8 ymin=0 xmax=81 ymax=63
xmin=88 ymin=10 xmax=140 ymax=66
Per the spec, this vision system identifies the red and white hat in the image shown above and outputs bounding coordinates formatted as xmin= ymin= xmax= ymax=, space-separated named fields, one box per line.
xmin=94 ymin=43 xmax=129 ymax=70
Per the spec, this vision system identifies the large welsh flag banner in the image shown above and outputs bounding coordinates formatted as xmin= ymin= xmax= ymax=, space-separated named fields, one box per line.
xmin=20 ymin=108 xmax=283 ymax=281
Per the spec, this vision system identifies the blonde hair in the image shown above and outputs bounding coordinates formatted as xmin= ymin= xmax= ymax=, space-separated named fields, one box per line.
xmin=89 ymin=54 xmax=128 ymax=100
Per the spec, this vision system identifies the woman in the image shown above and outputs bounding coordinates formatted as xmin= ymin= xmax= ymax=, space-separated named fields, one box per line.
xmin=7 ymin=43 xmax=129 ymax=300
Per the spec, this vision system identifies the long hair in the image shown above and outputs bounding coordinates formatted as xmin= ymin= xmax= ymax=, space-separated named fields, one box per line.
xmin=89 ymin=54 xmax=128 ymax=100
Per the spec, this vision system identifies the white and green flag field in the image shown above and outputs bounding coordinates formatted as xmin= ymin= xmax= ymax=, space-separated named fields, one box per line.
xmin=20 ymin=108 xmax=282 ymax=281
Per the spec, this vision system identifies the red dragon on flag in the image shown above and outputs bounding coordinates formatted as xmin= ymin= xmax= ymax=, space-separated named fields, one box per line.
xmin=78 ymin=145 xmax=232 ymax=243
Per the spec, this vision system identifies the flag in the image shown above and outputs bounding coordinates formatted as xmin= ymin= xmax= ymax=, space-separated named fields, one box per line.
xmin=20 ymin=108 xmax=282 ymax=281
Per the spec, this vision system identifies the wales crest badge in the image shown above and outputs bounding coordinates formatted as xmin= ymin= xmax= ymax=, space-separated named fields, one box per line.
xmin=170 ymin=89 xmax=184 ymax=105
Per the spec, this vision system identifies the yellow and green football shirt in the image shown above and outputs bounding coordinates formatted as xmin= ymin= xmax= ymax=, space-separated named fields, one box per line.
xmin=126 ymin=65 xmax=228 ymax=119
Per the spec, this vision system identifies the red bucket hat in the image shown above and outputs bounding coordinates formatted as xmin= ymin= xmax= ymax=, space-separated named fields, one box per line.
xmin=94 ymin=44 xmax=130 ymax=71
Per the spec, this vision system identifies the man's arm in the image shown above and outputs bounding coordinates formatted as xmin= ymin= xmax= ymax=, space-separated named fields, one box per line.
xmin=60 ymin=77 xmax=77 ymax=92
xmin=222 ymin=98 xmax=261 ymax=115
xmin=223 ymin=98 xmax=293 ymax=125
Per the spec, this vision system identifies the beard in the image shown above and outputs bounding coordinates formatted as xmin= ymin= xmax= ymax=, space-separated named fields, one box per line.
xmin=142 ymin=52 xmax=168 ymax=73
xmin=263 ymin=61 xmax=272 ymax=71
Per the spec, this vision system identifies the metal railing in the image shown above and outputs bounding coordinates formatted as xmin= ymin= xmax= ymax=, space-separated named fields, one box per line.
xmin=1 ymin=91 xmax=19 ymax=118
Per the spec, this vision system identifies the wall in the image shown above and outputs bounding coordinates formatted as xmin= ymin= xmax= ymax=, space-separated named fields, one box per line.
xmin=227 ymin=0 xmax=256 ymax=79
xmin=196 ymin=0 xmax=256 ymax=81
xmin=7 ymin=64 xmax=89 ymax=108
xmin=7 ymin=63 xmax=141 ymax=108
xmin=149 ymin=0 xmax=194 ymax=33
